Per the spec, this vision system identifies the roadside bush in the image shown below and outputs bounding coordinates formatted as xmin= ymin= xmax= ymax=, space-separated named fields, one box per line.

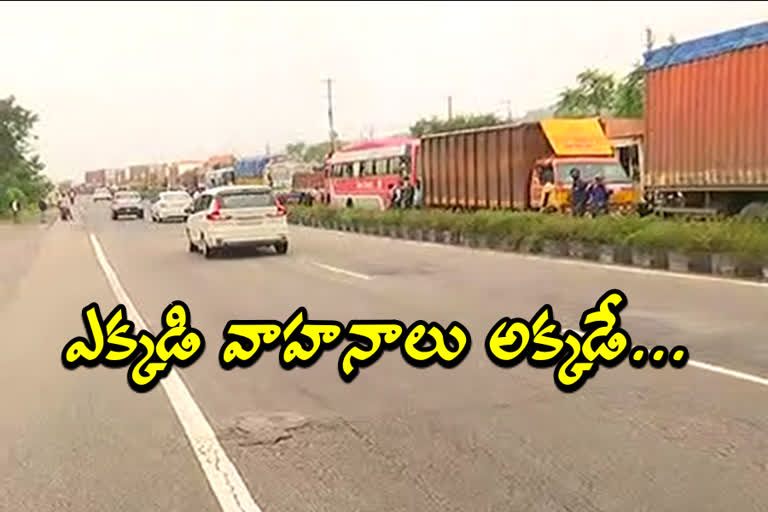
xmin=287 ymin=205 xmax=768 ymax=259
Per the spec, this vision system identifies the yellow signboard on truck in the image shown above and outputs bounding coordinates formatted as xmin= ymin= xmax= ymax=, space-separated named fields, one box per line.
xmin=539 ymin=118 xmax=614 ymax=157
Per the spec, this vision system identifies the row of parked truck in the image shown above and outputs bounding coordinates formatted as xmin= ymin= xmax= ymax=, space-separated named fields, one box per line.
xmin=288 ymin=21 xmax=768 ymax=218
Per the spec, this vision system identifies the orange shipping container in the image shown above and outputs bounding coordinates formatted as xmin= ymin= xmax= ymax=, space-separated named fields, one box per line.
xmin=644 ymin=22 xmax=768 ymax=191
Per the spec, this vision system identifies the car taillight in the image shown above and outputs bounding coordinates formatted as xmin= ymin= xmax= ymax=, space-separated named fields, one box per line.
xmin=206 ymin=198 xmax=229 ymax=221
xmin=268 ymin=199 xmax=287 ymax=217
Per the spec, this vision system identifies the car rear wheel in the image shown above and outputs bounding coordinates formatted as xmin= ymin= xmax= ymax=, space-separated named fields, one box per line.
xmin=187 ymin=237 xmax=197 ymax=253
xmin=137 ymin=211 xmax=144 ymax=219
xmin=111 ymin=212 xmax=117 ymax=220
xmin=274 ymin=241 xmax=288 ymax=255
xmin=201 ymin=238 xmax=216 ymax=259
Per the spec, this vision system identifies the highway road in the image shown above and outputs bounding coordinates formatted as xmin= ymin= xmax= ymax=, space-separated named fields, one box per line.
xmin=1 ymin=198 xmax=766 ymax=512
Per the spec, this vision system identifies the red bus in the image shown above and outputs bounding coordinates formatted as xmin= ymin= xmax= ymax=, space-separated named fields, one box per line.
xmin=325 ymin=136 xmax=420 ymax=209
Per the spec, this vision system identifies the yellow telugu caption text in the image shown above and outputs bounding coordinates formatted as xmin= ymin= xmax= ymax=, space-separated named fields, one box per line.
xmin=62 ymin=289 xmax=689 ymax=393
xmin=61 ymin=301 xmax=205 ymax=393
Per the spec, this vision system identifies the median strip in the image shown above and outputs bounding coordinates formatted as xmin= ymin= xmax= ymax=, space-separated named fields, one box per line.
xmin=289 ymin=206 xmax=768 ymax=283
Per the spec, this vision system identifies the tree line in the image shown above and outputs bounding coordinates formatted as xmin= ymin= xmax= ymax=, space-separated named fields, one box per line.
xmin=0 ymin=96 xmax=51 ymax=214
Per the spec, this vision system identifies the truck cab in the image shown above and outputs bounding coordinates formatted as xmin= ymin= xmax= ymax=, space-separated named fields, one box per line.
xmin=527 ymin=119 xmax=638 ymax=213
xmin=529 ymin=157 xmax=637 ymax=213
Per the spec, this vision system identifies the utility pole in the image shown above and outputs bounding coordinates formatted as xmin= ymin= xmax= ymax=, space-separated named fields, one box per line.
xmin=265 ymin=143 xmax=271 ymax=156
xmin=447 ymin=96 xmax=453 ymax=120
xmin=324 ymin=78 xmax=337 ymax=153
xmin=645 ymin=26 xmax=655 ymax=52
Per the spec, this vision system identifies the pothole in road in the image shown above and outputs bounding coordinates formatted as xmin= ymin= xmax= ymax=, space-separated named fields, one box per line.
xmin=219 ymin=412 xmax=309 ymax=447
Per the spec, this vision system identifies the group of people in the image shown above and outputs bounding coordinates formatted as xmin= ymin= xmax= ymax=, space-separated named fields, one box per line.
xmin=569 ymin=168 xmax=611 ymax=216
xmin=389 ymin=176 xmax=423 ymax=209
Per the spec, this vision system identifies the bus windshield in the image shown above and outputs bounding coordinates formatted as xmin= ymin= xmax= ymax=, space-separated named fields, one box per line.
xmin=556 ymin=162 xmax=631 ymax=184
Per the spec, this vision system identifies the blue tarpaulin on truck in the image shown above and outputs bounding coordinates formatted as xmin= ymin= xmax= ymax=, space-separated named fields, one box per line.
xmin=234 ymin=156 xmax=271 ymax=178
xmin=644 ymin=21 xmax=768 ymax=72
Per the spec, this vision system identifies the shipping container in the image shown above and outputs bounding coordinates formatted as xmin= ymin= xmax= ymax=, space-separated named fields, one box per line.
xmin=421 ymin=123 xmax=546 ymax=209
xmin=420 ymin=119 xmax=636 ymax=211
xmin=234 ymin=156 xmax=270 ymax=178
xmin=292 ymin=171 xmax=326 ymax=191
xmin=644 ymin=21 xmax=768 ymax=216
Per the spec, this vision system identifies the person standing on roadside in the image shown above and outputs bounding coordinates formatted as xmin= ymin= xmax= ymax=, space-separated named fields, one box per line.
xmin=38 ymin=198 xmax=48 ymax=223
xmin=400 ymin=176 xmax=415 ymax=209
xmin=10 ymin=198 xmax=21 ymax=223
xmin=587 ymin=175 xmax=611 ymax=216
xmin=413 ymin=179 xmax=423 ymax=209
xmin=390 ymin=178 xmax=404 ymax=209
xmin=570 ymin=168 xmax=588 ymax=216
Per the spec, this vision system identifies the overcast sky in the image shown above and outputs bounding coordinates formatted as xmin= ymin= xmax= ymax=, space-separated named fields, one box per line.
xmin=1 ymin=1 xmax=766 ymax=181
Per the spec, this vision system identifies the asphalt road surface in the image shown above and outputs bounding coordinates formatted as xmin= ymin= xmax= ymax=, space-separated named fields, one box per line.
xmin=1 ymin=198 xmax=766 ymax=512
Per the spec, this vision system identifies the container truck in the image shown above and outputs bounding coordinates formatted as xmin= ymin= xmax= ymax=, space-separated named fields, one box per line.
xmin=644 ymin=21 xmax=768 ymax=218
xmin=419 ymin=118 xmax=638 ymax=212
xmin=232 ymin=156 xmax=271 ymax=186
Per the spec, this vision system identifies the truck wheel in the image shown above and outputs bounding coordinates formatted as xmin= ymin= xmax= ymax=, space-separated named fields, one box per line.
xmin=274 ymin=241 xmax=289 ymax=255
xmin=187 ymin=236 xmax=197 ymax=253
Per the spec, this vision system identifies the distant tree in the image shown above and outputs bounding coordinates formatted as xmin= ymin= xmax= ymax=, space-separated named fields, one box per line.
xmin=556 ymin=25 xmax=663 ymax=121
xmin=409 ymin=113 xmax=502 ymax=137
xmin=0 ymin=95 xmax=49 ymax=211
xmin=555 ymin=69 xmax=617 ymax=117
xmin=303 ymin=141 xmax=335 ymax=163
xmin=613 ymin=63 xmax=644 ymax=118
xmin=284 ymin=140 xmax=346 ymax=163
xmin=285 ymin=141 xmax=307 ymax=161
xmin=668 ymin=34 xmax=677 ymax=45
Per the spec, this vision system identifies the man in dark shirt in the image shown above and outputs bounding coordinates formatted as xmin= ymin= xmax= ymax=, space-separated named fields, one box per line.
xmin=400 ymin=177 xmax=415 ymax=208
xmin=570 ymin=168 xmax=588 ymax=216
xmin=588 ymin=175 xmax=611 ymax=215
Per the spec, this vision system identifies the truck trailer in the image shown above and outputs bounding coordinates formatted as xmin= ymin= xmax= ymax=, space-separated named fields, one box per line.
xmin=644 ymin=21 xmax=768 ymax=217
xmin=419 ymin=118 xmax=637 ymax=212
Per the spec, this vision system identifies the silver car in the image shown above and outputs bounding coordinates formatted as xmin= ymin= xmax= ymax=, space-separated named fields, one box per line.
xmin=111 ymin=191 xmax=144 ymax=220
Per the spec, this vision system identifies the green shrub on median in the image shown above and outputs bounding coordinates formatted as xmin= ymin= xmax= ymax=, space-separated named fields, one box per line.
xmin=288 ymin=205 xmax=768 ymax=262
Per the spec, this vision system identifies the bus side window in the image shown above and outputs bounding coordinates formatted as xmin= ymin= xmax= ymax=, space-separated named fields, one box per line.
xmin=360 ymin=160 xmax=372 ymax=177
xmin=374 ymin=159 xmax=386 ymax=176
xmin=388 ymin=158 xmax=399 ymax=176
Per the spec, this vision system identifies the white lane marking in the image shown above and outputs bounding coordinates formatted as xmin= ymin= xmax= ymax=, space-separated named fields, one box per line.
xmin=89 ymin=233 xmax=262 ymax=512
xmin=310 ymin=261 xmax=373 ymax=280
xmin=573 ymin=330 xmax=768 ymax=388
xmin=687 ymin=360 xmax=768 ymax=387
xmin=298 ymin=226 xmax=768 ymax=289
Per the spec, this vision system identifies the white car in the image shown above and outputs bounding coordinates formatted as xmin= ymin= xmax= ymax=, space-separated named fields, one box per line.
xmin=185 ymin=185 xmax=289 ymax=258
xmin=110 ymin=190 xmax=144 ymax=220
xmin=150 ymin=190 xmax=193 ymax=223
xmin=93 ymin=188 xmax=112 ymax=202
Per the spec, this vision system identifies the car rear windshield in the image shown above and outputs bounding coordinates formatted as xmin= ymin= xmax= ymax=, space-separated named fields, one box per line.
xmin=162 ymin=192 xmax=190 ymax=202
xmin=116 ymin=192 xmax=140 ymax=200
xmin=217 ymin=190 xmax=275 ymax=209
